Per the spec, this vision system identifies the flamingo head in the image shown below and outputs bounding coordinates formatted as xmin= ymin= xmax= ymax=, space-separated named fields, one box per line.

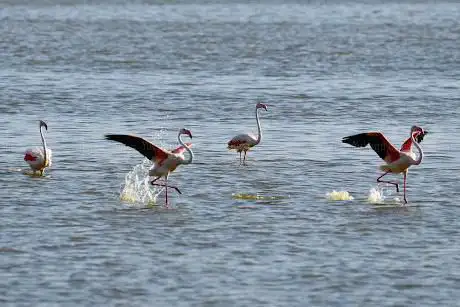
xmin=39 ymin=120 xmax=48 ymax=130
xmin=410 ymin=125 xmax=428 ymax=143
xmin=179 ymin=128 xmax=193 ymax=139
xmin=256 ymin=102 xmax=268 ymax=111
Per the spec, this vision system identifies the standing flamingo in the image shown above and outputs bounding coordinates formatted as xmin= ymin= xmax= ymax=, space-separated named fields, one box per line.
xmin=342 ymin=126 xmax=428 ymax=203
xmin=24 ymin=120 xmax=52 ymax=176
xmin=105 ymin=128 xmax=193 ymax=206
xmin=227 ymin=102 xmax=268 ymax=165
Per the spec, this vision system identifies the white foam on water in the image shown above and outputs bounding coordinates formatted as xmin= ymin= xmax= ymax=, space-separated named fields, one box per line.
xmin=8 ymin=168 xmax=24 ymax=172
xmin=326 ymin=190 xmax=354 ymax=201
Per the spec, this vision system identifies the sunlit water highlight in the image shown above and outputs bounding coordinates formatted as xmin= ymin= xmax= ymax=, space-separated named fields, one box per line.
xmin=232 ymin=193 xmax=286 ymax=201
xmin=326 ymin=190 xmax=354 ymax=201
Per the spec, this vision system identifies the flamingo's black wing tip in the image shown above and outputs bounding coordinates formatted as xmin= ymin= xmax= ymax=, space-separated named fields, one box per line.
xmin=342 ymin=133 xmax=369 ymax=147
xmin=105 ymin=134 xmax=123 ymax=141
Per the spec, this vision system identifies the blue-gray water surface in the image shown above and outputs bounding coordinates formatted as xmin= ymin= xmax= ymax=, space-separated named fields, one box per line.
xmin=1 ymin=1 xmax=460 ymax=306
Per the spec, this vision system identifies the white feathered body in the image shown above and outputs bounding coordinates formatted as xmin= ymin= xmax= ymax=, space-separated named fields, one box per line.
xmin=149 ymin=153 xmax=185 ymax=177
xmin=379 ymin=151 xmax=415 ymax=174
xmin=227 ymin=133 xmax=258 ymax=152
xmin=148 ymin=143 xmax=192 ymax=178
xmin=24 ymin=147 xmax=52 ymax=172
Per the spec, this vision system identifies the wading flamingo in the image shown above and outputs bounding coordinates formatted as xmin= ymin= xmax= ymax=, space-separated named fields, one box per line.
xmin=24 ymin=120 xmax=52 ymax=176
xmin=227 ymin=102 xmax=268 ymax=165
xmin=105 ymin=128 xmax=193 ymax=206
xmin=342 ymin=126 xmax=428 ymax=203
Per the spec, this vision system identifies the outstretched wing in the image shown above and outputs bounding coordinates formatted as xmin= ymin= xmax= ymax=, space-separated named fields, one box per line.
xmin=105 ymin=134 xmax=170 ymax=162
xmin=342 ymin=132 xmax=400 ymax=163
xmin=171 ymin=142 xmax=192 ymax=154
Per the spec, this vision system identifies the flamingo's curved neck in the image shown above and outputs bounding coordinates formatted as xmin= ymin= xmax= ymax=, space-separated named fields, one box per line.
xmin=40 ymin=125 xmax=48 ymax=165
xmin=255 ymin=107 xmax=262 ymax=145
xmin=178 ymin=132 xmax=193 ymax=165
xmin=411 ymin=131 xmax=423 ymax=165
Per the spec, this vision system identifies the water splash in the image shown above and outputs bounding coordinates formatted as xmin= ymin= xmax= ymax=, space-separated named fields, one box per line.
xmin=119 ymin=159 xmax=162 ymax=207
xmin=118 ymin=128 xmax=169 ymax=207
xmin=326 ymin=190 xmax=354 ymax=201
xmin=367 ymin=187 xmax=384 ymax=203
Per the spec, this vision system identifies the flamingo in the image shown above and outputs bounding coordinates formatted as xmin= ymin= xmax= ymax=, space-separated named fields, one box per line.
xmin=24 ymin=120 xmax=52 ymax=176
xmin=227 ymin=102 xmax=268 ymax=165
xmin=105 ymin=128 xmax=193 ymax=206
xmin=342 ymin=125 xmax=428 ymax=203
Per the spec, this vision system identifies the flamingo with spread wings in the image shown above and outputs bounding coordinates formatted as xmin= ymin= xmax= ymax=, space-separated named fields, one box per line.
xmin=105 ymin=128 xmax=193 ymax=206
xmin=342 ymin=126 xmax=428 ymax=203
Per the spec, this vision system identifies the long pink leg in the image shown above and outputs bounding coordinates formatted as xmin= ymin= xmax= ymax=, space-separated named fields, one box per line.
xmin=151 ymin=176 xmax=181 ymax=194
xmin=150 ymin=175 xmax=181 ymax=207
xmin=403 ymin=172 xmax=408 ymax=204
xmin=165 ymin=176 xmax=168 ymax=206
xmin=239 ymin=151 xmax=242 ymax=165
xmin=150 ymin=176 xmax=161 ymax=184
xmin=151 ymin=183 xmax=182 ymax=194
xmin=243 ymin=150 xmax=247 ymax=165
xmin=377 ymin=171 xmax=400 ymax=192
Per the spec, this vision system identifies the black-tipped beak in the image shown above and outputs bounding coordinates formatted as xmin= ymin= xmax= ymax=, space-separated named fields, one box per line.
xmin=415 ymin=130 xmax=428 ymax=143
xmin=40 ymin=120 xmax=48 ymax=130
xmin=188 ymin=132 xmax=193 ymax=139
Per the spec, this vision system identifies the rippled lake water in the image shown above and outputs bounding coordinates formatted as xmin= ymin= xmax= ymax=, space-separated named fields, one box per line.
xmin=1 ymin=1 xmax=460 ymax=306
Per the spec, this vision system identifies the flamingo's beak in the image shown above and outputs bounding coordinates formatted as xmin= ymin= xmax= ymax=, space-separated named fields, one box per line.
xmin=187 ymin=130 xmax=193 ymax=139
xmin=415 ymin=130 xmax=428 ymax=143
xmin=40 ymin=120 xmax=48 ymax=130
xmin=256 ymin=102 xmax=268 ymax=111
